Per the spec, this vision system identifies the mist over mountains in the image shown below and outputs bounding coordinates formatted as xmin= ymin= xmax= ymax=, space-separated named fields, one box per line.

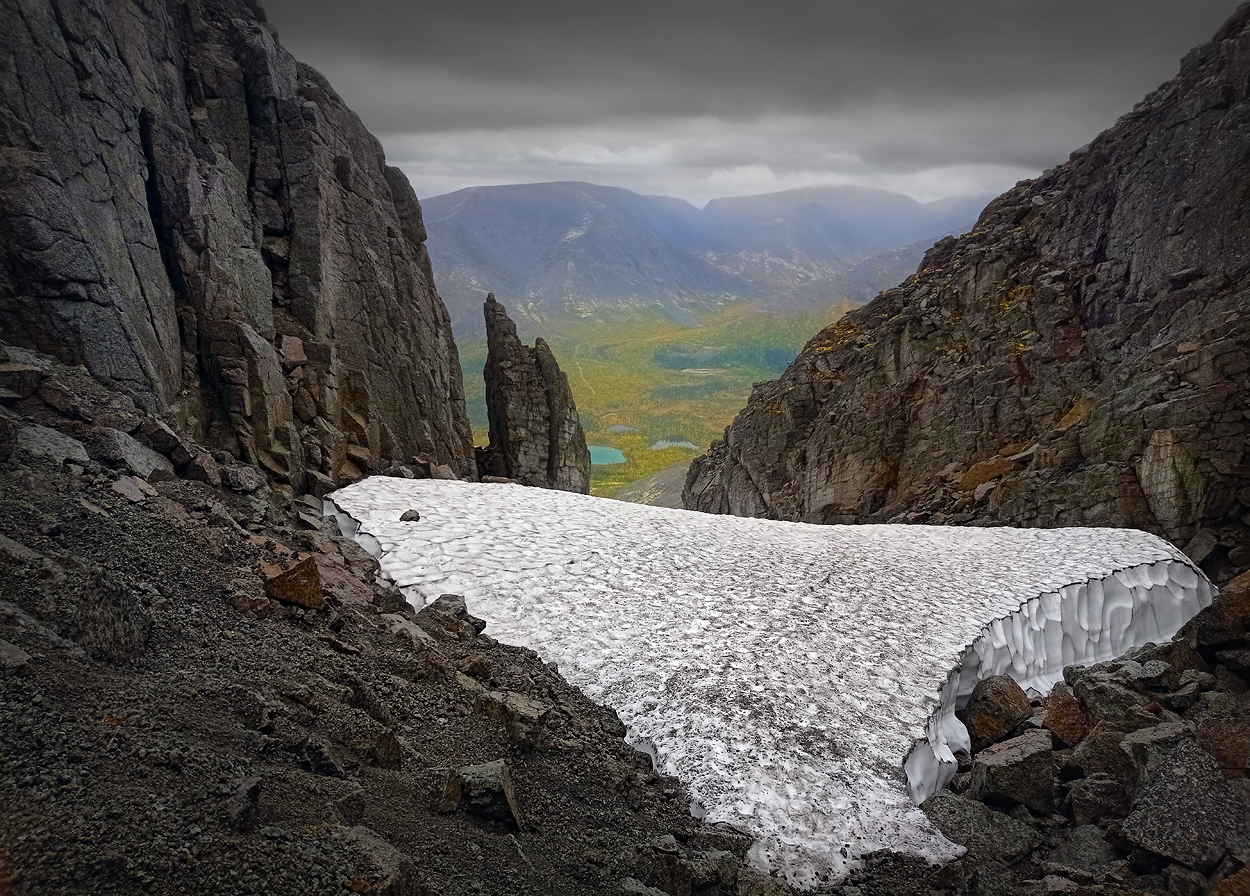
xmin=423 ymin=182 xmax=989 ymax=334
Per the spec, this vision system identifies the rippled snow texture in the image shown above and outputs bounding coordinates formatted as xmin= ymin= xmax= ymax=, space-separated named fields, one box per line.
xmin=329 ymin=478 xmax=1203 ymax=887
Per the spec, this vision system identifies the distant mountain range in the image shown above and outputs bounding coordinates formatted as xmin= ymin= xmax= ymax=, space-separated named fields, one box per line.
xmin=421 ymin=182 xmax=989 ymax=333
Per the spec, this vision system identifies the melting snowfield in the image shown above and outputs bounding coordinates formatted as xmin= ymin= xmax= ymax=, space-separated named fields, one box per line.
xmin=327 ymin=478 xmax=1212 ymax=887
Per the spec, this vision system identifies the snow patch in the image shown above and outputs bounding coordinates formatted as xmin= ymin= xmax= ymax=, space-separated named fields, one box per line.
xmin=326 ymin=478 xmax=1210 ymax=888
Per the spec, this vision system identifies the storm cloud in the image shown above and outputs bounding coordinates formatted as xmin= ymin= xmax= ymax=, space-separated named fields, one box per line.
xmin=264 ymin=1 xmax=1237 ymax=203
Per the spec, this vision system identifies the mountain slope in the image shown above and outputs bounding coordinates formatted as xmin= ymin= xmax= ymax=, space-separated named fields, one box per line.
xmin=424 ymin=183 xmax=758 ymax=330
xmin=684 ymin=3 xmax=1250 ymax=583
xmin=701 ymin=186 xmax=984 ymax=289
xmin=425 ymin=182 xmax=986 ymax=333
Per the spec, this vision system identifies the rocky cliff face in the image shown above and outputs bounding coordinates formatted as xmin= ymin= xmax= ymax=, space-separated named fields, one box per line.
xmin=0 ymin=0 xmax=475 ymax=494
xmin=479 ymin=294 xmax=590 ymax=492
xmin=685 ymin=4 xmax=1250 ymax=582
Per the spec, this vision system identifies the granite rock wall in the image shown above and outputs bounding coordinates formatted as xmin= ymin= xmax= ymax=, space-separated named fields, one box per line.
xmin=0 ymin=0 xmax=475 ymax=494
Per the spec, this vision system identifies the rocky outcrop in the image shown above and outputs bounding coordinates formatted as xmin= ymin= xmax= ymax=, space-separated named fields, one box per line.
xmin=0 ymin=0 xmax=474 ymax=494
xmin=478 ymin=294 xmax=590 ymax=492
xmin=684 ymin=4 xmax=1250 ymax=581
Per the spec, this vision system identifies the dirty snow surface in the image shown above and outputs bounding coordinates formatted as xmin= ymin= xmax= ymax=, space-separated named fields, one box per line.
xmin=329 ymin=478 xmax=1203 ymax=887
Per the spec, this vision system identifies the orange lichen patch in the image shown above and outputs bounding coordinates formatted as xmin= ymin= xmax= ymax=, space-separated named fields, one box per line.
xmin=1057 ymin=393 xmax=1095 ymax=430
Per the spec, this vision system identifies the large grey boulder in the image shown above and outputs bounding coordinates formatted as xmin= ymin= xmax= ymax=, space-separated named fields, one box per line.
xmin=479 ymin=294 xmax=590 ymax=492
xmin=1120 ymin=740 xmax=1250 ymax=873
xmin=14 ymin=424 xmax=89 ymax=466
xmin=920 ymin=790 xmax=1040 ymax=865
xmin=968 ymin=729 xmax=1056 ymax=815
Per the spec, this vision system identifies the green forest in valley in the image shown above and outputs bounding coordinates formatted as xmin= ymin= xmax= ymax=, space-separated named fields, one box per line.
xmin=459 ymin=300 xmax=854 ymax=496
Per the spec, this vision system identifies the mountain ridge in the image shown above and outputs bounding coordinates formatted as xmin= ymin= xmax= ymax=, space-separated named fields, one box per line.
xmin=424 ymin=181 xmax=988 ymax=333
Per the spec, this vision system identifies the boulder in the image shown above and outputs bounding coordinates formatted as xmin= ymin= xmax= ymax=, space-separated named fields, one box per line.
xmin=86 ymin=427 xmax=174 ymax=478
xmin=1044 ymin=683 xmax=1092 ymax=747
xmin=968 ymin=729 xmax=1056 ymax=814
xmin=475 ymin=690 xmax=550 ymax=748
xmin=335 ymin=825 xmax=424 ymax=896
xmin=14 ymin=425 xmax=89 ymax=466
xmin=1119 ymin=722 xmax=1196 ymax=787
xmin=415 ymin=594 xmax=486 ymax=642
xmin=960 ymin=675 xmax=1035 ymax=753
xmin=1071 ymin=724 xmax=1132 ymax=780
xmin=920 ymin=790 xmax=1040 ymax=864
xmin=218 ymin=777 xmax=262 ymax=833
xmin=1066 ymin=773 xmax=1130 ymax=825
xmin=437 ymin=759 xmax=525 ymax=829
xmin=222 ymin=464 xmax=265 ymax=493
xmin=1120 ymin=740 xmax=1250 ymax=873
xmin=0 ymin=640 xmax=32 ymax=673
xmin=263 ymin=557 xmax=326 ymax=609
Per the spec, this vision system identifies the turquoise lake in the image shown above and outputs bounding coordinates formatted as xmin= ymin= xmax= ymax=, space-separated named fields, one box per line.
xmin=588 ymin=445 xmax=627 ymax=465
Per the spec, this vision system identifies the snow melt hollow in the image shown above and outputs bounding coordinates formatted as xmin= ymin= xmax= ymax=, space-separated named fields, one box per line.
xmin=327 ymin=478 xmax=1212 ymax=888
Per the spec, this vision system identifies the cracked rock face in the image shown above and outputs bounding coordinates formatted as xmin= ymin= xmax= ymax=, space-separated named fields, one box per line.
xmin=479 ymin=294 xmax=590 ymax=492
xmin=0 ymin=0 xmax=474 ymax=491
xmin=683 ymin=5 xmax=1250 ymax=578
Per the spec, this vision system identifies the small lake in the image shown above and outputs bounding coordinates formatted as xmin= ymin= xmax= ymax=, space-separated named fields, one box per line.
xmin=651 ymin=440 xmax=697 ymax=451
xmin=588 ymin=445 xmax=627 ymax=465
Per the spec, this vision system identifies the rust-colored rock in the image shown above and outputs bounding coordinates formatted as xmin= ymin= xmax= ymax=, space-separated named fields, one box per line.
xmin=1044 ymin=682 xmax=1092 ymax=747
xmin=264 ymin=557 xmax=326 ymax=609
xmin=958 ymin=675 xmax=1033 ymax=752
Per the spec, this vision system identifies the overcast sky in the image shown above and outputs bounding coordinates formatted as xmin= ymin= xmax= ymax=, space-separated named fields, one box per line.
xmin=263 ymin=1 xmax=1236 ymax=205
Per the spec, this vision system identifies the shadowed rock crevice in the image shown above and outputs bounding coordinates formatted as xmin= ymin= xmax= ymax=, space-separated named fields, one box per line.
xmin=479 ymin=294 xmax=590 ymax=492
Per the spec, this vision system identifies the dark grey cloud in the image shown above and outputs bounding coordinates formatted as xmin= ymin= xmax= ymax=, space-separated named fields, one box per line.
xmin=262 ymin=0 xmax=1239 ymax=202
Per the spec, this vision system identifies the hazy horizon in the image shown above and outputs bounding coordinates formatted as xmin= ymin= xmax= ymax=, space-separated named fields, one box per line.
xmin=418 ymin=178 xmax=996 ymax=210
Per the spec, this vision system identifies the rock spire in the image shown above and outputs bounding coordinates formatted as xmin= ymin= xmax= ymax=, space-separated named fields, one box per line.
xmin=479 ymin=294 xmax=590 ymax=492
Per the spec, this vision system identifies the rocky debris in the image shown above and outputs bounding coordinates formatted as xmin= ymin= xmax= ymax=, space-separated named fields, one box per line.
xmin=479 ymin=294 xmax=591 ymax=492
xmin=901 ymin=576 xmax=1250 ymax=896
xmin=958 ymin=674 xmax=1034 ymax=752
xmin=0 ymin=430 xmax=745 ymax=896
xmin=0 ymin=0 xmax=474 ymax=489
xmin=438 ymin=759 xmax=526 ymax=829
xmin=400 ymin=510 xmax=421 ymax=522
xmin=683 ymin=5 xmax=1250 ymax=585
